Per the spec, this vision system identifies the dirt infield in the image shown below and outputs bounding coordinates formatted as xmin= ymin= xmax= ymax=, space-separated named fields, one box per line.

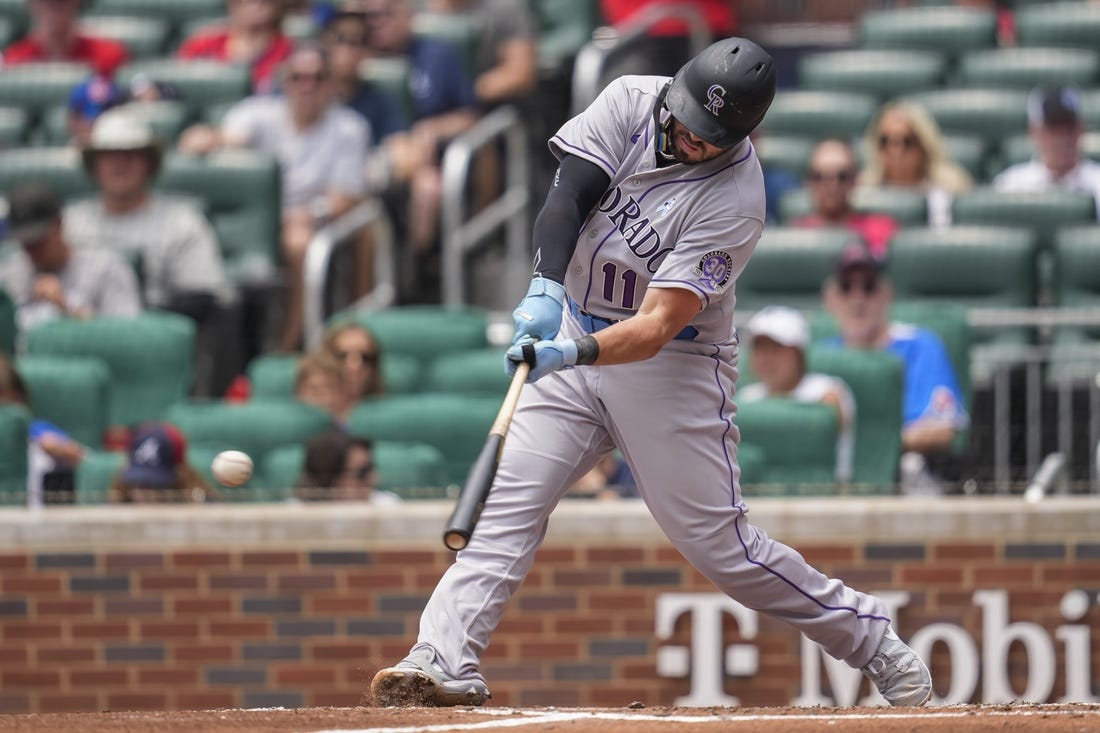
xmin=1 ymin=704 xmax=1098 ymax=733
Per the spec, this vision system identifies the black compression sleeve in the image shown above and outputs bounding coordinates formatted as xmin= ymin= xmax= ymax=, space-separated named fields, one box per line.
xmin=531 ymin=154 xmax=611 ymax=284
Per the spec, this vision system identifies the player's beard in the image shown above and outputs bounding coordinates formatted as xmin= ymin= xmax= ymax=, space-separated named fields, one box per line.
xmin=670 ymin=126 xmax=727 ymax=165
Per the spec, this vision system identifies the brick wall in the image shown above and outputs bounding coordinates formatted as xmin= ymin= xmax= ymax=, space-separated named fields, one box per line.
xmin=1 ymin=499 xmax=1098 ymax=713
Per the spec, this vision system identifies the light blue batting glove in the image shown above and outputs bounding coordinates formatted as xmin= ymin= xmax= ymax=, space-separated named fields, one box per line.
xmin=511 ymin=277 xmax=566 ymax=346
xmin=505 ymin=338 xmax=578 ymax=383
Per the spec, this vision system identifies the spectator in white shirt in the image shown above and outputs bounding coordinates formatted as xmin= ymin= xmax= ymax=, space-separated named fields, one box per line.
xmin=994 ymin=86 xmax=1100 ymax=218
xmin=738 ymin=306 xmax=856 ymax=483
xmin=179 ymin=45 xmax=372 ymax=351
xmin=67 ymin=107 xmax=228 ymax=319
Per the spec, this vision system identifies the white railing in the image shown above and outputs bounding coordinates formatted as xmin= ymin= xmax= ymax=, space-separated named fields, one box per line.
xmin=570 ymin=4 xmax=711 ymax=117
xmin=440 ymin=104 xmax=530 ymax=307
xmin=303 ymin=198 xmax=396 ymax=350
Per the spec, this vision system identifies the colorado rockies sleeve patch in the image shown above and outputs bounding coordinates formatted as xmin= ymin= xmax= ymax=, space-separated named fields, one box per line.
xmin=693 ymin=250 xmax=734 ymax=293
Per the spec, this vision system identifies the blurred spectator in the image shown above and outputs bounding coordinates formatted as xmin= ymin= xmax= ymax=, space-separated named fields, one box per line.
xmin=294 ymin=350 xmax=346 ymax=422
xmin=793 ymin=139 xmax=898 ymax=258
xmin=179 ymin=45 xmax=372 ymax=351
xmin=567 ymin=453 xmax=637 ymax=501
xmin=364 ymin=0 xmax=478 ymax=293
xmin=994 ymin=87 xmax=1100 ymax=218
xmin=859 ymin=100 xmax=972 ymax=228
xmin=739 ymin=306 xmax=855 ymax=483
xmin=177 ymin=0 xmax=294 ymax=94
xmin=66 ymin=73 xmax=182 ymax=147
xmin=66 ymin=108 xmax=229 ymax=324
xmin=321 ymin=321 xmax=383 ymax=419
xmin=424 ymin=0 xmax=537 ymax=108
xmin=0 ymin=182 xmax=141 ymax=334
xmin=821 ymin=244 xmax=968 ymax=495
xmin=322 ymin=3 xmax=408 ymax=142
xmin=750 ymin=130 xmax=800 ymax=225
xmin=110 ymin=422 xmax=215 ymax=503
xmin=598 ymin=0 xmax=738 ymax=79
xmin=1 ymin=0 xmax=128 ymax=76
xmin=0 ymin=354 xmax=85 ymax=506
xmin=296 ymin=428 xmax=401 ymax=502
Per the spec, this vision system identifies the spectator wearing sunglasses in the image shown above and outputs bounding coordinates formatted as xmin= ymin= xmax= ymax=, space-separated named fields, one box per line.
xmin=296 ymin=429 xmax=400 ymax=503
xmin=858 ymin=101 xmax=972 ymax=228
xmin=323 ymin=2 xmax=408 ymax=143
xmin=821 ymin=244 xmax=968 ymax=495
xmin=793 ymin=139 xmax=898 ymax=258
xmin=321 ymin=321 xmax=384 ymax=421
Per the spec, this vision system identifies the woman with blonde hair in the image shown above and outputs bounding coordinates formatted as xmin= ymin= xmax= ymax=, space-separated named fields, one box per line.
xmin=859 ymin=100 xmax=972 ymax=227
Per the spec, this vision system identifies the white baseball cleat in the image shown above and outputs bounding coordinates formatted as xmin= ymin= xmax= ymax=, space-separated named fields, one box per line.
xmin=370 ymin=647 xmax=490 ymax=707
xmin=862 ymin=626 xmax=933 ymax=707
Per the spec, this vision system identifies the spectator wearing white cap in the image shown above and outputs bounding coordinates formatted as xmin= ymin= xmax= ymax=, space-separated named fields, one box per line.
xmin=739 ymin=306 xmax=856 ymax=483
xmin=65 ymin=107 xmax=229 ymax=318
xmin=993 ymin=86 xmax=1100 ymax=218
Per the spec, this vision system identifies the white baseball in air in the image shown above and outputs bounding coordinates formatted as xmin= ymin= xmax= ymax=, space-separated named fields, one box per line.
xmin=211 ymin=450 xmax=253 ymax=487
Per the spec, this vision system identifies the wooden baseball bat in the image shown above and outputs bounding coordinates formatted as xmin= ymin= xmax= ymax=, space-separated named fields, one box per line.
xmin=442 ymin=350 xmax=532 ymax=551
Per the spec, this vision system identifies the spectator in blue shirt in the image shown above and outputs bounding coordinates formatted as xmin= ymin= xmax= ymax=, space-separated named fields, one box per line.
xmin=821 ymin=244 xmax=968 ymax=493
xmin=363 ymin=0 xmax=479 ymax=299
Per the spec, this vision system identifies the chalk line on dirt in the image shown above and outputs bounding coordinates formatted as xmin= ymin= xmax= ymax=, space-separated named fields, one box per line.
xmin=306 ymin=704 xmax=1100 ymax=733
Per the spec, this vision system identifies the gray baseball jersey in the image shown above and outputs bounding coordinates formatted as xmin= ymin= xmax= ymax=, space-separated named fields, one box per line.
xmin=412 ymin=75 xmax=891 ymax=691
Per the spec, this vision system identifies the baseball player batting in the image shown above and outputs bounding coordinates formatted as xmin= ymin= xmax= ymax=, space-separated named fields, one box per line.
xmin=370 ymin=37 xmax=932 ymax=708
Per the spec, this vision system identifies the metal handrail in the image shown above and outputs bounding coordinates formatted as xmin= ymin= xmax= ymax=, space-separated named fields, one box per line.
xmin=303 ymin=198 xmax=396 ymax=350
xmin=440 ymin=104 xmax=530 ymax=307
xmin=571 ymin=4 xmax=711 ymax=117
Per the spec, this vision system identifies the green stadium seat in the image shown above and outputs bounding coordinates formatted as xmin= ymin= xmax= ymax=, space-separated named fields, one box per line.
xmin=17 ymin=355 xmax=110 ymax=448
xmin=333 ymin=305 xmax=490 ymax=366
xmin=859 ymin=6 xmax=997 ymax=54
xmin=246 ymin=351 xmax=423 ymax=399
xmin=73 ymin=448 xmax=125 ymax=505
xmin=0 ymin=106 xmax=29 ymax=148
xmin=737 ymin=400 xmax=839 ymax=493
xmin=40 ymin=100 xmax=191 ymax=146
xmin=1053 ymin=225 xmax=1100 ymax=341
xmin=754 ymin=135 xmax=815 ymax=178
xmin=157 ymin=150 xmax=282 ymax=283
xmin=806 ymin=346 xmax=905 ymax=488
xmin=733 ymin=441 xmax=767 ymax=491
xmin=360 ymin=57 xmax=414 ymax=122
xmin=943 ymin=134 xmax=988 ymax=181
xmin=423 ymin=347 xmax=511 ymax=396
xmin=0 ymin=147 xmax=92 ymax=201
xmin=1016 ymin=2 xmax=1100 ymax=49
xmin=798 ymin=50 xmax=948 ymax=98
xmin=0 ymin=404 xmax=29 ymax=504
xmin=951 ymin=187 xmax=1097 ymax=253
xmin=263 ymin=440 xmax=448 ymax=499
xmin=0 ymin=63 xmax=92 ymax=127
xmin=902 ymin=88 xmax=1030 ymax=139
xmin=0 ymin=18 xmax=16 ymax=54
xmin=0 ymin=0 xmax=26 ymax=34
xmin=116 ymin=61 xmax=251 ymax=118
xmin=779 ymin=186 xmax=928 ymax=227
xmin=761 ymin=91 xmax=878 ymax=139
xmin=886 ymin=226 xmax=1033 ymax=390
xmin=79 ymin=16 xmax=172 ymax=59
xmin=532 ymin=0 xmax=599 ymax=73
xmin=282 ymin=12 xmax=319 ymax=43
xmin=0 ymin=286 xmax=15 ymax=356
xmin=348 ymin=393 xmax=500 ymax=487
xmin=953 ymin=48 xmax=1100 ymax=90
xmin=735 ymin=228 xmax=856 ymax=311
xmin=89 ymin=0 xmax=227 ymax=29
xmin=1083 ymin=89 xmax=1100 ymax=129
xmin=164 ymin=399 xmax=334 ymax=500
xmin=26 ymin=312 xmax=196 ymax=428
